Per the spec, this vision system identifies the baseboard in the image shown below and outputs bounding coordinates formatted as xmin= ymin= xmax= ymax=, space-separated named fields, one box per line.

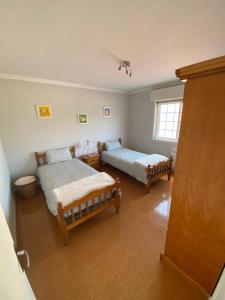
xmin=160 ymin=253 xmax=209 ymax=298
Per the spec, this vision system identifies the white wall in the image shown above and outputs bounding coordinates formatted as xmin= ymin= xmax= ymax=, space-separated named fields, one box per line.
xmin=128 ymin=85 xmax=184 ymax=156
xmin=0 ymin=204 xmax=35 ymax=300
xmin=0 ymin=139 xmax=15 ymax=238
xmin=0 ymin=79 xmax=129 ymax=178
xmin=211 ymin=268 xmax=225 ymax=300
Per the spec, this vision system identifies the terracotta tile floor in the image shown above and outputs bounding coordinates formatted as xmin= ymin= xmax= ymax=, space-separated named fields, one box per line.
xmin=17 ymin=166 xmax=208 ymax=300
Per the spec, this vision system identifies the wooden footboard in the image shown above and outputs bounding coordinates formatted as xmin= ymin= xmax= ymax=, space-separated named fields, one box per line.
xmin=146 ymin=156 xmax=173 ymax=193
xmin=57 ymin=178 xmax=121 ymax=245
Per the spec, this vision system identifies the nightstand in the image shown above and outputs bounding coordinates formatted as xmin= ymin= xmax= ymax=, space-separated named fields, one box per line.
xmin=81 ymin=153 xmax=101 ymax=170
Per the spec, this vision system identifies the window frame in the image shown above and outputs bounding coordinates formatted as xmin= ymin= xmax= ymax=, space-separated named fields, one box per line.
xmin=153 ymin=98 xmax=183 ymax=143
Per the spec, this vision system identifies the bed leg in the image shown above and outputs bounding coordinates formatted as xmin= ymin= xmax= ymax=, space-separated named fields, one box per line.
xmin=146 ymin=165 xmax=151 ymax=193
xmin=168 ymin=155 xmax=173 ymax=181
xmin=146 ymin=181 xmax=151 ymax=193
xmin=115 ymin=199 xmax=120 ymax=214
xmin=57 ymin=202 xmax=69 ymax=246
xmin=61 ymin=227 xmax=69 ymax=246
xmin=115 ymin=178 xmax=120 ymax=213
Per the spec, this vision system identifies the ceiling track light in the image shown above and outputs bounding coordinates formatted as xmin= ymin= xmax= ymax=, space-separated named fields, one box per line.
xmin=117 ymin=60 xmax=132 ymax=78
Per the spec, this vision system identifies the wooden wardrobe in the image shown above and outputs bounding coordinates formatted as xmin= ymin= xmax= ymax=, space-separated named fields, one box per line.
xmin=163 ymin=56 xmax=225 ymax=295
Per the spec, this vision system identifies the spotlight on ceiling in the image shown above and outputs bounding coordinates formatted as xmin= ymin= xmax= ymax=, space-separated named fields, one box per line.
xmin=118 ymin=60 xmax=132 ymax=77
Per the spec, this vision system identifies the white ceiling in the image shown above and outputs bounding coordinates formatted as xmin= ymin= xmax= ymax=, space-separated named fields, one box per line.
xmin=0 ymin=0 xmax=224 ymax=92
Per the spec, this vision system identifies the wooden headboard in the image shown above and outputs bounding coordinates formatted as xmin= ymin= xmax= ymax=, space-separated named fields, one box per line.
xmin=35 ymin=146 xmax=76 ymax=167
xmin=98 ymin=138 xmax=122 ymax=154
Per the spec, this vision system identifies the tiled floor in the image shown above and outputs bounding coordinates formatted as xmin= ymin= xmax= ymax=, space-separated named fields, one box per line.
xmin=17 ymin=166 xmax=208 ymax=300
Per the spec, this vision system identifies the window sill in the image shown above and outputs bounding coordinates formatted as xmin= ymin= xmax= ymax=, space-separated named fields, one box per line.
xmin=153 ymin=138 xmax=178 ymax=144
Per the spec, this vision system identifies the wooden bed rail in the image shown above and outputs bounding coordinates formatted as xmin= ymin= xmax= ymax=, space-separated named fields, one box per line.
xmin=57 ymin=178 xmax=121 ymax=245
xmin=146 ymin=156 xmax=173 ymax=193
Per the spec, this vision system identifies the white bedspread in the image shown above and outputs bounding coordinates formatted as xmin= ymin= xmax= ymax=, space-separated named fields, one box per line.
xmin=134 ymin=154 xmax=168 ymax=168
xmin=53 ymin=172 xmax=115 ymax=207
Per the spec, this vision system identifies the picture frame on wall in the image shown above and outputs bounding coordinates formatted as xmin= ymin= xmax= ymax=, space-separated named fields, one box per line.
xmin=77 ymin=113 xmax=88 ymax=124
xmin=36 ymin=104 xmax=52 ymax=118
xmin=103 ymin=106 xmax=111 ymax=118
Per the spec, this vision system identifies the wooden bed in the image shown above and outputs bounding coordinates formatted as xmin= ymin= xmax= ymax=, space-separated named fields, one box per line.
xmin=98 ymin=139 xmax=173 ymax=193
xmin=35 ymin=146 xmax=121 ymax=246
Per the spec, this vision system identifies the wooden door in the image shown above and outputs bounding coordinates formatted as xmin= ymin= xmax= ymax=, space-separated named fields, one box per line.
xmin=164 ymin=56 xmax=225 ymax=295
xmin=0 ymin=204 xmax=35 ymax=300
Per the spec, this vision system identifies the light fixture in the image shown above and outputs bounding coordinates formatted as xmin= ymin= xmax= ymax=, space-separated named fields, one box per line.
xmin=118 ymin=60 xmax=132 ymax=77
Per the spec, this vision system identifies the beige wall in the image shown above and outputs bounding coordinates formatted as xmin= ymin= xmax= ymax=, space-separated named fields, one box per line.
xmin=0 ymin=79 xmax=129 ymax=178
xmin=211 ymin=268 xmax=225 ymax=300
xmin=128 ymin=85 xmax=184 ymax=156
xmin=0 ymin=139 xmax=15 ymax=239
xmin=0 ymin=78 xmax=184 ymax=179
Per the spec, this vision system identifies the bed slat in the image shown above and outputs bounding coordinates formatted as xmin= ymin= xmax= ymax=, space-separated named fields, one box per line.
xmin=78 ymin=205 xmax=82 ymax=219
xmin=71 ymin=209 xmax=75 ymax=223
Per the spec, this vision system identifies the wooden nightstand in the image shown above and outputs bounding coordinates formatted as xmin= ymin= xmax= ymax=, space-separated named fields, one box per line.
xmin=81 ymin=153 xmax=101 ymax=170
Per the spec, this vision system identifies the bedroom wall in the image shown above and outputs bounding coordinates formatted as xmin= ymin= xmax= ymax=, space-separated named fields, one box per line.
xmin=0 ymin=139 xmax=15 ymax=239
xmin=211 ymin=268 xmax=225 ymax=300
xmin=128 ymin=84 xmax=184 ymax=157
xmin=0 ymin=79 xmax=129 ymax=178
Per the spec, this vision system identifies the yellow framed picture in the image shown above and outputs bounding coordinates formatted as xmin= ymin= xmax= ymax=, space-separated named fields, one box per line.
xmin=36 ymin=104 xmax=52 ymax=118
xmin=77 ymin=113 xmax=88 ymax=124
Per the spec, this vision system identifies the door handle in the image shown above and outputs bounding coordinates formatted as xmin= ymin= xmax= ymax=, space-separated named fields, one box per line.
xmin=17 ymin=250 xmax=30 ymax=268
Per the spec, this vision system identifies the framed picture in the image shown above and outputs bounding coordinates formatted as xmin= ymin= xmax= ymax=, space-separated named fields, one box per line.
xmin=36 ymin=104 xmax=52 ymax=118
xmin=77 ymin=113 xmax=88 ymax=124
xmin=103 ymin=106 xmax=111 ymax=118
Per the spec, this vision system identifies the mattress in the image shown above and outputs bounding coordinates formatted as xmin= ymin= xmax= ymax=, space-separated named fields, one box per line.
xmin=101 ymin=147 xmax=168 ymax=185
xmin=101 ymin=148 xmax=149 ymax=185
xmin=37 ymin=158 xmax=109 ymax=215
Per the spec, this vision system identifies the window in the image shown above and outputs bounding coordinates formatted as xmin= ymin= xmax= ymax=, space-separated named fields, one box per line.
xmin=154 ymin=99 xmax=183 ymax=142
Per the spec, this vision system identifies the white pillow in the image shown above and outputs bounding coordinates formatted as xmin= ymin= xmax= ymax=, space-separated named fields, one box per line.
xmin=46 ymin=147 xmax=72 ymax=164
xmin=105 ymin=140 xmax=121 ymax=151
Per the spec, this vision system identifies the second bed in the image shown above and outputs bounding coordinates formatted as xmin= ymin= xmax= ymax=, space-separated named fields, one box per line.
xmin=98 ymin=139 xmax=173 ymax=192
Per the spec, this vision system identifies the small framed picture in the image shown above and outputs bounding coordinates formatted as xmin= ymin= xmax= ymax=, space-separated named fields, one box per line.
xmin=77 ymin=113 xmax=88 ymax=124
xmin=36 ymin=104 xmax=52 ymax=118
xmin=103 ymin=107 xmax=111 ymax=118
